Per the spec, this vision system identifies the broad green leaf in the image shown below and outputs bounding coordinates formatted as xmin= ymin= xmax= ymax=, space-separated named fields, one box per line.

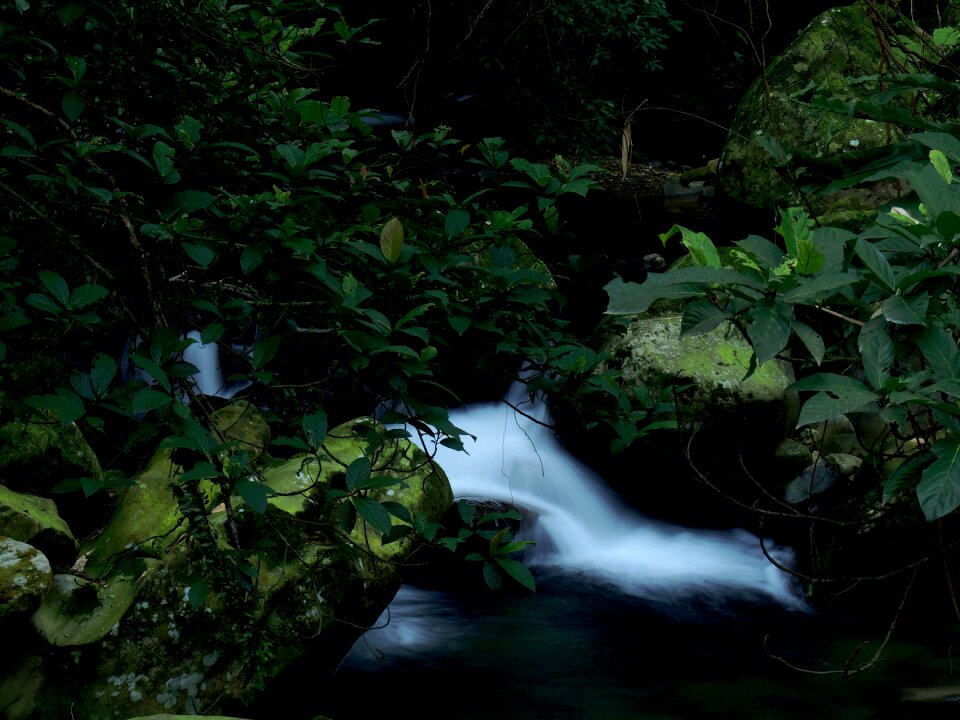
xmin=71 ymin=373 xmax=94 ymax=401
xmin=90 ymin=353 xmax=117 ymax=397
xmin=680 ymin=300 xmax=727 ymax=337
xmin=881 ymin=294 xmax=926 ymax=325
xmin=24 ymin=293 xmax=62 ymax=315
xmin=746 ymin=300 xmax=792 ymax=365
xmin=936 ymin=210 xmax=960 ymax=242
xmin=791 ymin=321 xmax=825 ymax=365
xmin=777 ymin=207 xmax=810 ymax=257
xmin=339 ymin=501 xmax=357 ymax=533
xmin=495 ymin=557 xmax=536 ymax=591
xmin=916 ymin=326 xmax=960 ymax=382
xmin=794 ymin=239 xmax=824 ymax=275
xmin=251 ymin=335 xmax=281 ymax=370
xmin=445 ymin=209 xmax=470 ymax=238
xmin=906 ymin=163 xmax=960 ymax=218
xmin=735 ymin=235 xmax=786 ymax=270
xmin=660 ymin=225 xmax=720 ymax=267
xmin=200 ymin=322 xmax=224 ymax=345
xmin=858 ymin=317 xmax=894 ymax=390
xmin=448 ymin=315 xmax=471 ymax=335
xmin=237 ymin=480 xmax=270 ymax=514
xmin=132 ymin=388 xmax=171 ymax=413
xmin=557 ymin=178 xmax=597 ymax=197
xmin=27 ymin=388 xmax=85 ymax=424
xmin=792 ymin=374 xmax=879 ymax=427
xmin=70 ymin=283 xmax=108 ymax=309
xmin=179 ymin=461 xmax=219 ymax=482
xmin=482 ymin=561 xmax=503 ymax=590
xmin=854 ymin=238 xmax=897 ymax=293
xmin=303 ymin=410 xmax=327 ymax=450
xmin=38 ymin=270 xmax=70 ymax=307
xmin=883 ymin=449 xmax=934 ymax=504
xmin=187 ymin=579 xmax=210 ymax=609
xmin=380 ymin=217 xmax=403 ymax=263
xmin=132 ymin=355 xmax=171 ymax=392
xmin=931 ymin=148 xmax=954 ymax=184
xmin=917 ymin=436 xmax=960 ymax=520
xmin=345 ymin=456 xmax=372 ymax=491
xmin=61 ymin=90 xmax=85 ymax=122
xmin=911 ymin=131 xmax=960 ymax=162
xmin=240 ymin=245 xmax=264 ymax=274
xmin=352 ymin=496 xmax=393 ymax=535
xmin=152 ymin=141 xmax=175 ymax=177
xmin=165 ymin=190 xmax=215 ymax=220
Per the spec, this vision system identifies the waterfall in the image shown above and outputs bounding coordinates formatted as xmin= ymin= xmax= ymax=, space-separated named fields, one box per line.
xmin=182 ymin=331 xmax=249 ymax=399
xmin=431 ymin=386 xmax=807 ymax=609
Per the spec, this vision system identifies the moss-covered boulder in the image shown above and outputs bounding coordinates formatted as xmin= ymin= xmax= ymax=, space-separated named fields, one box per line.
xmin=719 ymin=2 xmax=907 ymax=213
xmin=0 ymin=484 xmax=77 ymax=566
xmin=0 ymin=417 xmax=102 ymax=494
xmin=607 ymin=314 xmax=796 ymax=458
xmin=0 ymin=537 xmax=51 ymax=621
xmin=82 ymin=449 xmax=183 ymax=579
xmin=211 ymin=400 xmax=271 ymax=464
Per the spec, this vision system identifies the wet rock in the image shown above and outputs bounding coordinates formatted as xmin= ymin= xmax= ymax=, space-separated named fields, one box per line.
xmin=0 ymin=484 xmax=77 ymax=566
xmin=0 ymin=537 xmax=51 ymax=620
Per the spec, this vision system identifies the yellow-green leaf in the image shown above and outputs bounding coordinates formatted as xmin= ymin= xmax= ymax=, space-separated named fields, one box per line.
xmin=380 ymin=217 xmax=403 ymax=263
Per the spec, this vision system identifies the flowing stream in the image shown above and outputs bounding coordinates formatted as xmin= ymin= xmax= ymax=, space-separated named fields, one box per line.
xmin=305 ymin=390 xmax=953 ymax=719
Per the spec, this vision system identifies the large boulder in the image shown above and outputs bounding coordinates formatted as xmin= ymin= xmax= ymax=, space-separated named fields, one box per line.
xmin=0 ymin=485 xmax=76 ymax=567
xmin=606 ymin=314 xmax=796 ymax=486
xmin=719 ymin=2 xmax=907 ymax=215
xmin=0 ymin=537 xmax=52 ymax=621
xmin=0 ymin=417 xmax=102 ymax=494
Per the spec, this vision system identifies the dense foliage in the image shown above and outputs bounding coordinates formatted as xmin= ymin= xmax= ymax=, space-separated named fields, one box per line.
xmin=0 ymin=0 xmax=678 ymax=599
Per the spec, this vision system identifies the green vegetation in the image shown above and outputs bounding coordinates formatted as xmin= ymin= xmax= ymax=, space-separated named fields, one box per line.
xmin=0 ymin=0 xmax=673 ymax=603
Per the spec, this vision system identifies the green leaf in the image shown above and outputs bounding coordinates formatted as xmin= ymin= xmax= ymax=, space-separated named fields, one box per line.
xmin=38 ymin=270 xmax=70 ymax=307
xmin=746 ymin=300 xmax=792 ymax=365
xmin=495 ymin=557 xmax=536 ymax=591
xmin=69 ymin=283 xmax=108 ymax=309
xmin=90 ymin=353 xmax=117 ymax=397
xmin=24 ymin=293 xmax=62 ymax=315
xmin=165 ymin=190 xmax=215 ymax=220
xmin=854 ymin=238 xmax=897 ymax=293
xmin=339 ymin=500 xmax=357 ymax=533
xmin=917 ymin=436 xmax=960 ymax=521
xmin=240 ymin=245 xmax=265 ymax=274
xmin=61 ymin=91 xmax=85 ymax=122
xmin=132 ymin=355 xmax=171 ymax=392
xmin=152 ymin=141 xmax=175 ymax=177
xmin=660 ymin=225 xmax=720 ymax=267
xmin=352 ymin=496 xmax=393 ymax=535
xmin=303 ymin=411 xmax=328 ymax=450
xmin=680 ymin=300 xmax=727 ymax=337
xmin=931 ymin=148 xmax=954 ymax=184
xmin=132 ymin=388 xmax=171 ymax=413
xmin=182 ymin=242 xmax=216 ymax=268
xmin=237 ymin=480 xmax=271 ymax=514
xmin=187 ymin=579 xmax=210 ymax=609
xmin=791 ymin=375 xmax=879 ymax=427
xmin=251 ymin=335 xmax=281 ymax=370
xmin=781 ymin=273 xmax=858 ymax=303
xmin=881 ymin=294 xmax=926 ymax=325
xmin=916 ymin=326 xmax=960 ymax=382
xmin=448 ymin=315 xmax=471 ymax=335
xmin=883 ymin=450 xmax=934 ymax=504
xmin=482 ymin=561 xmax=503 ymax=590
xmin=791 ymin=321 xmax=825 ymax=365
xmin=777 ymin=207 xmax=810 ymax=257
xmin=794 ymin=239 xmax=825 ymax=275
xmin=445 ymin=209 xmax=470 ymax=238
xmin=180 ymin=461 xmax=219 ymax=482
xmin=380 ymin=217 xmax=403 ymax=263
xmin=345 ymin=456 xmax=372 ymax=491
xmin=200 ymin=322 xmax=224 ymax=345
xmin=735 ymin=234 xmax=786 ymax=270
xmin=859 ymin=318 xmax=894 ymax=391
xmin=26 ymin=388 xmax=84 ymax=424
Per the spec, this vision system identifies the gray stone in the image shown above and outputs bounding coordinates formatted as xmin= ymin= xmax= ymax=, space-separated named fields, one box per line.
xmin=0 ymin=536 xmax=52 ymax=620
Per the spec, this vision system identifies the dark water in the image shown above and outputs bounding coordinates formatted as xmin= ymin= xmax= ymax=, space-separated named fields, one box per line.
xmin=305 ymin=395 xmax=960 ymax=720
xmin=312 ymin=571 xmax=959 ymax=720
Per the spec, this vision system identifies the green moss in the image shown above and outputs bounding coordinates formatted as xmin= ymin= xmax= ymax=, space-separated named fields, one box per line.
xmin=0 ymin=484 xmax=76 ymax=563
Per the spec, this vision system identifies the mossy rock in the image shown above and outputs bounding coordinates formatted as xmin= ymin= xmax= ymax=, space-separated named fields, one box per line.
xmin=0 ymin=484 xmax=77 ymax=566
xmin=720 ymin=2 xmax=909 ymax=210
xmin=82 ymin=449 xmax=183 ymax=579
xmin=0 ymin=417 xmax=102 ymax=494
xmin=0 ymin=536 xmax=52 ymax=620
xmin=212 ymin=400 xmax=271 ymax=464
xmin=125 ymin=716 xmax=253 ymax=720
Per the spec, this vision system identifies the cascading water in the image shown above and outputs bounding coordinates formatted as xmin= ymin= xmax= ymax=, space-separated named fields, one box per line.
xmin=430 ymin=383 xmax=807 ymax=608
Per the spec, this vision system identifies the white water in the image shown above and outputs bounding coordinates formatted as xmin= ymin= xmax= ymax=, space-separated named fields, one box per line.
xmin=182 ymin=331 xmax=249 ymax=399
xmin=431 ymin=385 xmax=807 ymax=609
